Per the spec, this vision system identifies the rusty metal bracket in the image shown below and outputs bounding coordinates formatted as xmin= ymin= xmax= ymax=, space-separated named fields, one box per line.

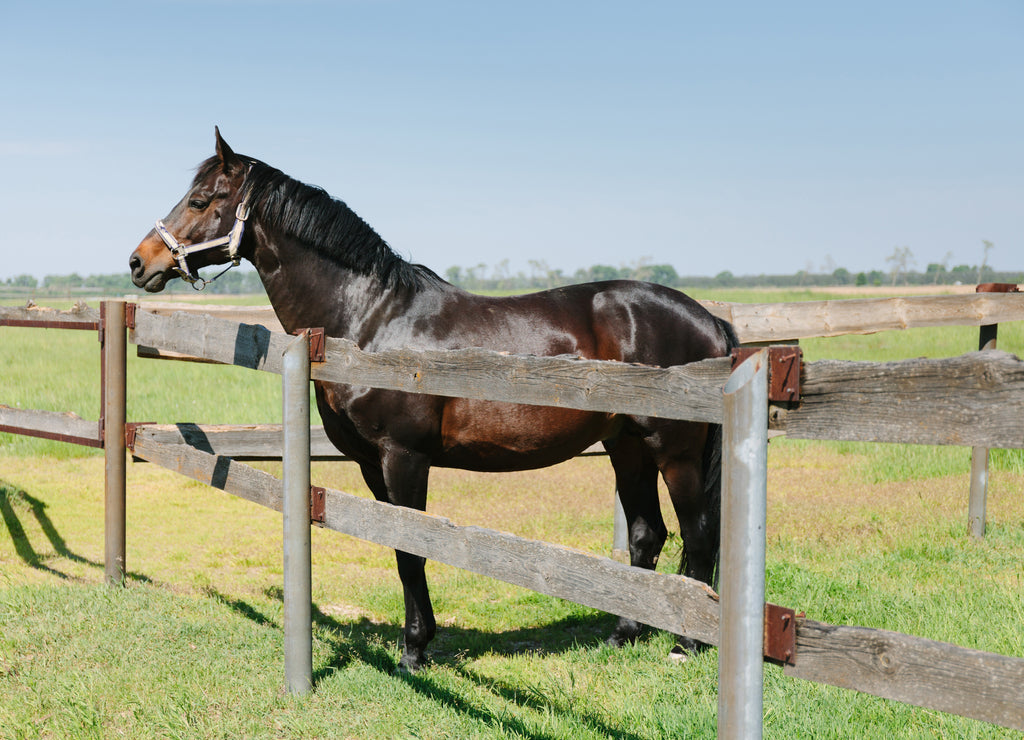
xmin=294 ymin=327 xmax=326 ymax=363
xmin=125 ymin=302 xmax=138 ymax=330
xmin=123 ymin=422 xmax=153 ymax=452
xmin=310 ymin=485 xmax=326 ymax=524
xmin=763 ymin=602 xmax=799 ymax=666
xmin=308 ymin=327 xmax=325 ymax=363
xmin=731 ymin=346 xmax=803 ymax=403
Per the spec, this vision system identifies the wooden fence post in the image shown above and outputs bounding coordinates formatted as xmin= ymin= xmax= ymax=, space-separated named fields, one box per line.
xmin=101 ymin=300 xmax=127 ymax=585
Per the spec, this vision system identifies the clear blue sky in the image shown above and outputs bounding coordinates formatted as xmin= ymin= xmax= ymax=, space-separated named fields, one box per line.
xmin=1 ymin=1 xmax=1021 ymax=283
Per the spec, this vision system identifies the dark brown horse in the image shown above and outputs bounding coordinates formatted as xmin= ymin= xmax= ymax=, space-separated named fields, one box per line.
xmin=130 ymin=129 xmax=737 ymax=671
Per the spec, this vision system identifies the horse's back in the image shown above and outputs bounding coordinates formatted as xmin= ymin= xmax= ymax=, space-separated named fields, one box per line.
xmin=463 ymin=279 xmax=730 ymax=366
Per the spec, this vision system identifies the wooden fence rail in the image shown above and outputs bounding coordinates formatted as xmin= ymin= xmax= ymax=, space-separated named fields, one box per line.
xmin=132 ymin=292 xmax=1024 ymax=345
xmin=701 ymin=292 xmax=1024 ymax=343
xmin=131 ymin=310 xmax=1024 ymax=450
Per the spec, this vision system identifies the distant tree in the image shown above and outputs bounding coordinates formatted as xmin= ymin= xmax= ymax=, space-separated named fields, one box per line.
xmin=715 ymin=270 xmax=735 ymax=287
xmin=886 ymin=246 xmax=915 ymax=286
xmin=855 ymin=272 xmax=868 ymax=287
xmin=950 ymin=264 xmax=974 ymax=283
xmin=647 ymin=264 xmax=679 ymax=287
xmin=832 ymin=267 xmax=851 ymax=285
xmin=978 ymin=240 xmax=994 ymax=283
xmin=6 ymin=274 xmax=37 ymax=288
xmin=445 ymin=266 xmax=463 ymax=285
xmin=589 ymin=264 xmax=620 ymax=282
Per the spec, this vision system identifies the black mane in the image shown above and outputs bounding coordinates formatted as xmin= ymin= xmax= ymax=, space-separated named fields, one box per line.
xmin=195 ymin=157 xmax=444 ymax=291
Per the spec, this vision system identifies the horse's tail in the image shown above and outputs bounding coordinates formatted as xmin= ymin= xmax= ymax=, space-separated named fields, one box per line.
xmin=700 ymin=316 xmax=739 ymax=589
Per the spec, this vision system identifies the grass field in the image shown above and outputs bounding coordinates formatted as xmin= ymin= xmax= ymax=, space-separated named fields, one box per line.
xmin=2 ymin=290 xmax=1023 ymax=738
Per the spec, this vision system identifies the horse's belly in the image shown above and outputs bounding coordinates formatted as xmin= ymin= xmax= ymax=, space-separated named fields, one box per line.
xmin=436 ymin=400 xmax=620 ymax=472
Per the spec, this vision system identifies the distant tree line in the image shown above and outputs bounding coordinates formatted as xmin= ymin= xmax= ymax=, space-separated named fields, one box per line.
xmin=1 ymin=268 xmax=264 ymax=298
xmin=3 ymin=243 xmax=1018 ymax=298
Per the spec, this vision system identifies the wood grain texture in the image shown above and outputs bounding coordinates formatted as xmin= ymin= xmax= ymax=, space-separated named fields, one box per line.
xmin=786 ymin=619 xmax=1024 ymax=731
xmin=132 ymin=424 xmax=608 ymax=461
xmin=132 ymin=434 xmax=284 ymax=512
xmin=0 ymin=405 xmax=101 ymax=446
xmin=131 ymin=309 xmax=291 ymax=374
xmin=315 ymin=336 xmax=729 ymax=423
xmin=782 ymin=351 xmax=1024 ymax=448
xmin=130 ymin=436 xmax=721 ymax=645
xmin=130 ymin=309 xmax=730 ymax=423
xmin=133 ymin=302 xmax=284 ymax=331
xmin=0 ymin=303 xmax=100 ymax=328
xmin=134 ymin=424 xmax=347 ymax=459
xmin=700 ymin=293 xmax=1024 ymax=343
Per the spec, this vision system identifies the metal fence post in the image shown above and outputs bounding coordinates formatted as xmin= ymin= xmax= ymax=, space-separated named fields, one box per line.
xmin=101 ymin=300 xmax=127 ymax=585
xmin=718 ymin=350 xmax=768 ymax=739
xmin=612 ymin=490 xmax=628 ymax=561
xmin=283 ymin=330 xmax=313 ymax=694
xmin=969 ymin=321 xmax=998 ymax=539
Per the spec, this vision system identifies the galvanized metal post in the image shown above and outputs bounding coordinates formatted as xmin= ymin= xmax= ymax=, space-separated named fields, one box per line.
xmin=283 ymin=330 xmax=312 ymax=694
xmin=102 ymin=300 xmax=127 ymax=585
xmin=612 ymin=490 xmax=628 ymax=561
xmin=718 ymin=350 xmax=768 ymax=739
xmin=969 ymin=322 xmax=997 ymax=539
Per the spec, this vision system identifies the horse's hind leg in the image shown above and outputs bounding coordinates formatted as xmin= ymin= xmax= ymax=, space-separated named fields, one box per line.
xmin=660 ymin=431 xmax=719 ymax=655
xmin=603 ymin=434 xmax=666 ymax=647
xmin=360 ymin=454 xmax=436 ymax=672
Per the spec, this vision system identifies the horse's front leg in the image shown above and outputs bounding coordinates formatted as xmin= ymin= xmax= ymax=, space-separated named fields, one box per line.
xmin=361 ymin=450 xmax=435 ymax=672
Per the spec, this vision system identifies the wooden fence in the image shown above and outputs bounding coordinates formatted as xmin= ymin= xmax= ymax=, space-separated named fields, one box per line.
xmin=3 ymin=296 xmax=1024 ymax=733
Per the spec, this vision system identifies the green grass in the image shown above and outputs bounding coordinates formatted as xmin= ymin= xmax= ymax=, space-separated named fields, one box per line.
xmin=1 ymin=452 xmax=1021 ymax=738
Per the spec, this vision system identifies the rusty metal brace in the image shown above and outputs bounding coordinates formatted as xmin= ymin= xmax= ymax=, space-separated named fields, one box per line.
xmin=294 ymin=327 xmax=325 ymax=363
xmin=763 ymin=602 xmax=800 ymax=666
xmin=731 ymin=346 xmax=803 ymax=403
xmin=310 ymin=486 xmax=326 ymax=525
xmin=124 ymin=422 xmax=153 ymax=452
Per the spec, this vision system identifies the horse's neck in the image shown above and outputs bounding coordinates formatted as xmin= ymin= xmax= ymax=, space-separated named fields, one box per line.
xmin=250 ymin=233 xmax=422 ymax=344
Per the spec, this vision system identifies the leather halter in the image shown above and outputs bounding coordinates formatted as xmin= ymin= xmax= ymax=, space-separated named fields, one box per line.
xmin=153 ymin=198 xmax=250 ymax=290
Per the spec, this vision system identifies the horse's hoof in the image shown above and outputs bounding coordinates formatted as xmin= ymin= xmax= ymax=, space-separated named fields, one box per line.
xmin=673 ymin=637 xmax=709 ymax=658
xmin=605 ymin=633 xmax=629 ymax=648
xmin=606 ymin=617 xmax=643 ymax=648
xmin=395 ymin=652 xmax=429 ymax=674
xmin=668 ymin=645 xmax=689 ymax=663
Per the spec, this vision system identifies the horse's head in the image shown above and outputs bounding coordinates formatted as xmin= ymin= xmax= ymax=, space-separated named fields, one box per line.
xmin=129 ymin=128 xmax=250 ymax=292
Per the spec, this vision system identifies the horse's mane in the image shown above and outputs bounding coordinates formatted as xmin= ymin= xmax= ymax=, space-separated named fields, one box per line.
xmin=194 ymin=157 xmax=445 ymax=291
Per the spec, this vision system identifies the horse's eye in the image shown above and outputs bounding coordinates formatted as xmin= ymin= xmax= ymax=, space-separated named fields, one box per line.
xmin=189 ymin=199 xmax=209 ymax=211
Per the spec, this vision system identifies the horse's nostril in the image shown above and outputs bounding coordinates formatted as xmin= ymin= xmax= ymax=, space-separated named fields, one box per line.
xmin=129 ymin=254 xmax=142 ymax=273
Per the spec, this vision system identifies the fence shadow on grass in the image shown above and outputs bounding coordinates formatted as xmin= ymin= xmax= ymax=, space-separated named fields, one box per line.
xmin=0 ymin=479 xmax=153 ymax=585
xmin=0 ymin=480 xmax=101 ymax=579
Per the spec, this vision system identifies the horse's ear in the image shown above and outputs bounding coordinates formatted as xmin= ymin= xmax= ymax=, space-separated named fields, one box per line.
xmin=214 ymin=126 xmax=243 ymax=172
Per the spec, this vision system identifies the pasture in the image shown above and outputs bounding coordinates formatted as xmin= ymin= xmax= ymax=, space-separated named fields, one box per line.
xmin=2 ymin=290 xmax=1023 ymax=738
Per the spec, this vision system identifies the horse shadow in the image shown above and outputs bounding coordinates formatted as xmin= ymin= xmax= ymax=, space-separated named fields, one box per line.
xmin=207 ymin=585 xmax=650 ymax=740
xmin=0 ymin=479 xmax=152 ymax=584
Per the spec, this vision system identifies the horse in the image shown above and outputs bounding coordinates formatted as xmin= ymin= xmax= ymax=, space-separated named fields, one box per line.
xmin=129 ymin=128 xmax=738 ymax=672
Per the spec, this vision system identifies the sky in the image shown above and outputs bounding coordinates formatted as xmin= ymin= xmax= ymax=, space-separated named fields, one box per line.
xmin=1 ymin=1 xmax=1021 ymax=283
